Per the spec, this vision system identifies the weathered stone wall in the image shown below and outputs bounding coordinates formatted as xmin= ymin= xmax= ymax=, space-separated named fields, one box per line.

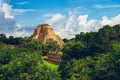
xmin=47 ymin=51 xmax=62 ymax=64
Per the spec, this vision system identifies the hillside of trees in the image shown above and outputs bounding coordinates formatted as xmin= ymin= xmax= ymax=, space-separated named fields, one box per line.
xmin=59 ymin=25 xmax=120 ymax=80
xmin=0 ymin=37 xmax=61 ymax=80
xmin=0 ymin=24 xmax=120 ymax=80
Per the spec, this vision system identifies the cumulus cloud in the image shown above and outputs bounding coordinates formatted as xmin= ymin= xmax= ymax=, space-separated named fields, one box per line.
xmin=101 ymin=15 xmax=120 ymax=26
xmin=0 ymin=2 xmax=17 ymax=35
xmin=45 ymin=13 xmax=67 ymax=38
xmin=15 ymin=30 xmax=30 ymax=37
xmin=0 ymin=13 xmax=16 ymax=32
xmin=15 ymin=27 xmax=34 ymax=37
xmin=1 ymin=0 xmax=120 ymax=39
xmin=0 ymin=3 xmax=14 ymax=19
xmin=0 ymin=1 xmax=36 ymax=37
xmin=46 ymin=13 xmax=66 ymax=24
xmin=45 ymin=12 xmax=120 ymax=39
xmin=12 ymin=25 xmax=34 ymax=37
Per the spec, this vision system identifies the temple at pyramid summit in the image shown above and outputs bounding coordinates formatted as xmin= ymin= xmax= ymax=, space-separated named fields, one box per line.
xmin=32 ymin=24 xmax=64 ymax=47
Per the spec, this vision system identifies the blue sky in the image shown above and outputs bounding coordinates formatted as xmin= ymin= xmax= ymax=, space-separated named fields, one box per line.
xmin=10 ymin=0 xmax=120 ymax=24
xmin=0 ymin=0 xmax=120 ymax=38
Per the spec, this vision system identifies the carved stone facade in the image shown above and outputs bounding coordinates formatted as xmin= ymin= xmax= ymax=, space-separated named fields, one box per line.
xmin=47 ymin=51 xmax=62 ymax=64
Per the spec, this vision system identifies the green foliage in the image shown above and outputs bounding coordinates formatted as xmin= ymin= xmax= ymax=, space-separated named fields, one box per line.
xmin=75 ymin=25 xmax=120 ymax=55
xmin=0 ymin=47 xmax=61 ymax=80
xmin=18 ymin=39 xmax=47 ymax=55
xmin=63 ymin=38 xmax=69 ymax=42
xmin=62 ymin=40 xmax=86 ymax=61
xmin=59 ymin=25 xmax=120 ymax=80
xmin=59 ymin=57 xmax=95 ymax=80
xmin=46 ymin=38 xmax=60 ymax=52
xmin=59 ymin=41 xmax=120 ymax=80
xmin=0 ymin=24 xmax=120 ymax=80
xmin=0 ymin=33 xmax=20 ymax=45
xmin=0 ymin=37 xmax=61 ymax=80
xmin=93 ymin=42 xmax=120 ymax=80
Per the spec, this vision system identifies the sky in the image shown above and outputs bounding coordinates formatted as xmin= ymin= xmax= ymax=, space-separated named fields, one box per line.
xmin=0 ymin=0 xmax=120 ymax=38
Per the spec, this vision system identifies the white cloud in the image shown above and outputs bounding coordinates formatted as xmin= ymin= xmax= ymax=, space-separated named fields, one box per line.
xmin=14 ymin=25 xmax=35 ymax=37
xmin=14 ymin=9 xmax=38 ymax=13
xmin=15 ymin=30 xmax=31 ymax=37
xmin=45 ymin=12 xmax=120 ymax=39
xmin=65 ymin=12 xmax=77 ymax=30
xmin=78 ymin=14 xmax=88 ymax=25
xmin=16 ymin=1 xmax=29 ymax=5
xmin=94 ymin=4 xmax=120 ymax=9
xmin=0 ymin=13 xmax=16 ymax=32
xmin=0 ymin=0 xmax=120 ymax=39
xmin=101 ymin=15 xmax=120 ymax=26
xmin=0 ymin=2 xmax=17 ymax=35
xmin=46 ymin=13 xmax=66 ymax=24
xmin=45 ymin=13 xmax=67 ymax=37
xmin=0 ymin=3 xmax=14 ymax=19
xmin=0 ymin=1 xmax=37 ymax=37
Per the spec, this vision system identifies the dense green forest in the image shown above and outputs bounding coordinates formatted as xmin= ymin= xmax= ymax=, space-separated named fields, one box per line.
xmin=59 ymin=25 xmax=120 ymax=80
xmin=0 ymin=25 xmax=120 ymax=80
xmin=0 ymin=37 xmax=61 ymax=80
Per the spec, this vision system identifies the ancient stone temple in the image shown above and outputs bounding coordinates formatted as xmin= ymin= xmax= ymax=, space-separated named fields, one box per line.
xmin=47 ymin=51 xmax=62 ymax=64
xmin=32 ymin=24 xmax=64 ymax=47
